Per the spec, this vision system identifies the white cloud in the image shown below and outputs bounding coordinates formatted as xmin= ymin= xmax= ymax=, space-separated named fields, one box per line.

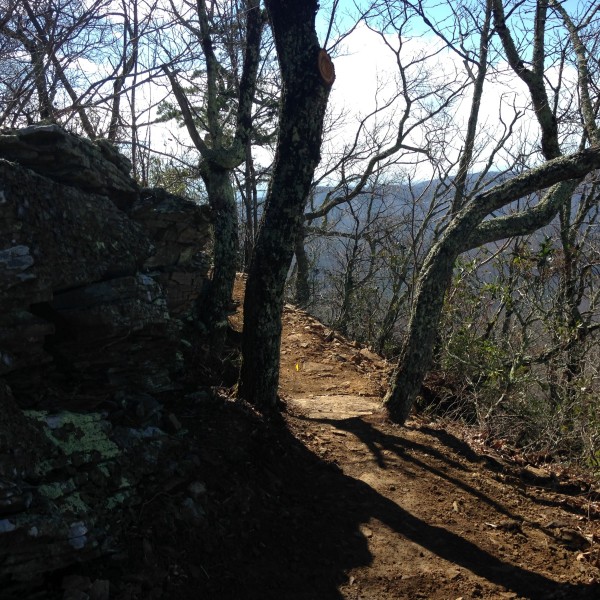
xmin=320 ymin=20 xmax=579 ymax=182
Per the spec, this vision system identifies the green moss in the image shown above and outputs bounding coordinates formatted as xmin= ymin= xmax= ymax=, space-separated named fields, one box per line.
xmin=24 ymin=410 xmax=120 ymax=460
xmin=107 ymin=492 xmax=127 ymax=510
xmin=119 ymin=477 xmax=132 ymax=489
xmin=38 ymin=480 xmax=76 ymax=500
xmin=36 ymin=459 xmax=57 ymax=477
xmin=64 ymin=492 xmax=90 ymax=515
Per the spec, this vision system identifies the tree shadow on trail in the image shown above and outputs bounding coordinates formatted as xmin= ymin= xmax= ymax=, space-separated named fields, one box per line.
xmin=420 ymin=422 xmax=598 ymax=520
xmin=188 ymin=403 xmax=599 ymax=600
xmin=213 ymin=412 xmax=599 ymax=600
xmin=307 ymin=414 xmax=517 ymax=519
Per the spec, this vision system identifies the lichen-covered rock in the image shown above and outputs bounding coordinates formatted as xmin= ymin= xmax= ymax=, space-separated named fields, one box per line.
xmin=0 ymin=126 xmax=213 ymax=596
xmin=47 ymin=274 xmax=181 ymax=400
xmin=0 ymin=127 xmax=213 ymax=403
xmin=51 ymin=274 xmax=170 ymax=338
xmin=0 ymin=382 xmax=200 ymax=599
xmin=0 ymin=155 xmax=168 ymax=403
xmin=132 ymin=188 xmax=211 ymax=269
xmin=0 ymin=409 xmax=162 ymax=597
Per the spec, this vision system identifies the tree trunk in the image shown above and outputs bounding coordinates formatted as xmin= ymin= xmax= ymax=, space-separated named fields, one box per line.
xmin=294 ymin=224 xmax=311 ymax=308
xmin=238 ymin=0 xmax=333 ymax=411
xmin=31 ymin=45 xmax=53 ymax=121
xmin=199 ymin=166 xmax=239 ymax=346
xmin=556 ymin=201 xmax=585 ymax=401
xmin=384 ymin=241 xmax=457 ymax=423
xmin=242 ymin=140 xmax=258 ymax=271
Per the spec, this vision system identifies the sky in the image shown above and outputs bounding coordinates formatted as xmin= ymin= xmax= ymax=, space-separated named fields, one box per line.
xmin=317 ymin=13 xmax=489 ymax=180
xmin=311 ymin=0 xmax=585 ymax=182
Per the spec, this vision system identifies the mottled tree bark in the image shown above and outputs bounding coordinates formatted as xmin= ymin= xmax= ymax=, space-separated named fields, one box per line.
xmin=242 ymin=140 xmax=259 ymax=271
xmin=384 ymin=249 xmax=456 ymax=424
xmin=200 ymin=167 xmax=239 ymax=341
xmin=31 ymin=45 xmax=54 ymax=121
xmin=238 ymin=0 xmax=333 ymax=411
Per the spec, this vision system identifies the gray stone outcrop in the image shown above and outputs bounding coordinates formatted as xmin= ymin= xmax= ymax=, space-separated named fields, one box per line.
xmin=0 ymin=125 xmax=211 ymax=403
xmin=0 ymin=125 xmax=212 ymax=595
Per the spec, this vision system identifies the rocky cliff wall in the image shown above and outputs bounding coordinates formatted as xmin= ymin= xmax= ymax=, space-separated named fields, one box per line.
xmin=0 ymin=125 xmax=212 ymax=597
xmin=0 ymin=124 xmax=211 ymax=407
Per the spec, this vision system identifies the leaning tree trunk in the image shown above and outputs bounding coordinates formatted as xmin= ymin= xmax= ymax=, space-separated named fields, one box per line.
xmin=383 ymin=240 xmax=458 ymax=423
xmin=384 ymin=164 xmax=595 ymax=424
xmin=238 ymin=0 xmax=334 ymax=411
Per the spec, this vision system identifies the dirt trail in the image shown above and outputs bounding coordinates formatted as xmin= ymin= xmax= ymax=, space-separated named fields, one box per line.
xmin=232 ymin=275 xmax=600 ymax=599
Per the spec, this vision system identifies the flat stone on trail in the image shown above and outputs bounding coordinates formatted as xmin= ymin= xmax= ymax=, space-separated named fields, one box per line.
xmin=289 ymin=395 xmax=381 ymax=420
xmin=301 ymin=362 xmax=334 ymax=373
